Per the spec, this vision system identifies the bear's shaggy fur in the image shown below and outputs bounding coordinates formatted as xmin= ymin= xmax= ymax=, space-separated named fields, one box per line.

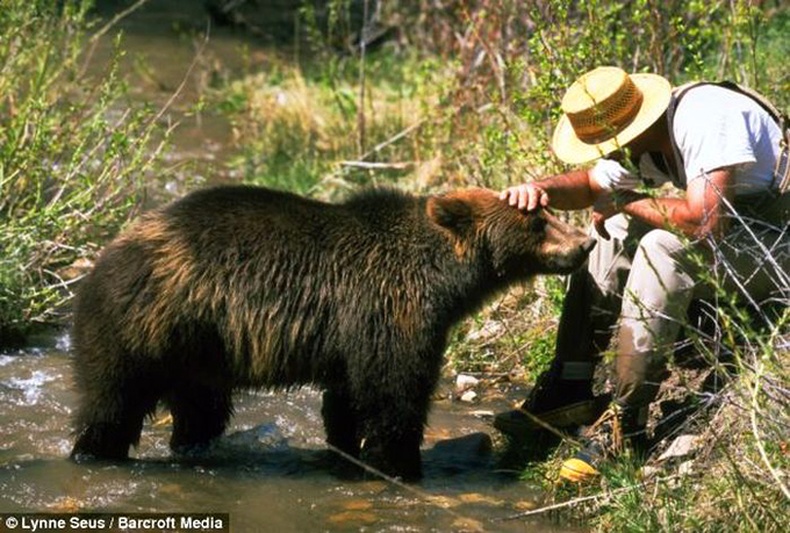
xmin=70 ymin=185 xmax=593 ymax=480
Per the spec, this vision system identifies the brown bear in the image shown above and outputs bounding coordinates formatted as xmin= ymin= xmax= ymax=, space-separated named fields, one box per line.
xmin=70 ymin=185 xmax=594 ymax=480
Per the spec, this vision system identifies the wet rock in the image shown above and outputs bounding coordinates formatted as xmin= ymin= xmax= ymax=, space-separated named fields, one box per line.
xmin=327 ymin=510 xmax=377 ymax=526
xmin=457 ymin=493 xmax=504 ymax=506
xmin=425 ymin=495 xmax=460 ymax=509
xmin=460 ymin=390 xmax=478 ymax=403
xmin=48 ymin=496 xmax=82 ymax=513
xmin=514 ymin=499 xmax=539 ymax=511
xmin=456 ymin=374 xmax=480 ymax=403
xmin=432 ymin=432 xmax=493 ymax=459
xmin=451 ymin=517 xmax=485 ymax=531
xmin=658 ymin=434 xmax=701 ymax=462
xmin=455 ymin=373 xmax=479 ymax=393
xmin=341 ymin=500 xmax=373 ymax=511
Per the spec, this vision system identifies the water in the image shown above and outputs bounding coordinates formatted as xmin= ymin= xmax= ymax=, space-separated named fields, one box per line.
xmin=1 ymin=3 xmax=583 ymax=531
xmin=0 ymin=333 xmax=580 ymax=532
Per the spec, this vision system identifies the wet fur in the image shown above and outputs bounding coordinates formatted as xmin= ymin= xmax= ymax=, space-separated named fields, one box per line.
xmin=70 ymin=185 xmax=592 ymax=480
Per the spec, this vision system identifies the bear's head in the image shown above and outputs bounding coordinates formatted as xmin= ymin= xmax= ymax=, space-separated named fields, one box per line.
xmin=427 ymin=188 xmax=595 ymax=280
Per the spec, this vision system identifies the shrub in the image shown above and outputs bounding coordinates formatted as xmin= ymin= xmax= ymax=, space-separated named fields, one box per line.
xmin=0 ymin=0 xmax=168 ymax=343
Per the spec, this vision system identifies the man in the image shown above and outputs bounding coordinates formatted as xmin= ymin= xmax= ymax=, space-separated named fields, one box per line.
xmin=496 ymin=66 xmax=789 ymax=482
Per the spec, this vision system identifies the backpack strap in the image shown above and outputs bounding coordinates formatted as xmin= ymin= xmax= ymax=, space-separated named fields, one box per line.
xmin=665 ymin=82 xmax=706 ymax=188
xmin=667 ymin=81 xmax=790 ymax=194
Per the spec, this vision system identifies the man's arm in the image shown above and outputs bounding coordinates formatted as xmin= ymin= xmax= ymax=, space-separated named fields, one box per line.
xmin=614 ymin=167 xmax=735 ymax=240
xmin=500 ymin=169 xmax=605 ymax=211
xmin=503 ymin=164 xmax=736 ymax=241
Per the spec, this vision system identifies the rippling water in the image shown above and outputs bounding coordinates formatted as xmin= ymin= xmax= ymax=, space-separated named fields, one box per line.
xmin=0 ymin=332 xmax=585 ymax=532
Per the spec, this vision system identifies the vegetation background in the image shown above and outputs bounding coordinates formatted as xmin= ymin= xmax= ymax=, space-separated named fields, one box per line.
xmin=0 ymin=0 xmax=787 ymax=530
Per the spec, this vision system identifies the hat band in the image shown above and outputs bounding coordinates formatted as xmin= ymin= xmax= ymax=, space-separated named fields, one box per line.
xmin=567 ymin=79 xmax=643 ymax=145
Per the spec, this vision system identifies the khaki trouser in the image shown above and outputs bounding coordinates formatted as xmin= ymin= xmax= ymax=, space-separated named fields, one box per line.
xmin=554 ymin=199 xmax=790 ymax=424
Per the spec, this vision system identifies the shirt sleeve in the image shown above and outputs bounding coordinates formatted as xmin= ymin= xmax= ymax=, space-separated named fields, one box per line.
xmin=589 ymin=159 xmax=641 ymax=191
xmin=589 ymin=157 xmax=669 ymax=191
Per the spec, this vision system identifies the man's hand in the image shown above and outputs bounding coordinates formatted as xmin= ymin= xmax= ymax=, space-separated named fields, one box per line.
xmin=589 ymin=158 xmax=641 ymax=191
xmin=499 ymin=183 xmax=549 ymax=211
xmin=593 ymin=190 xmax=650 ymax=240
xmin=592 ymin=194 xmax=617 ymax=240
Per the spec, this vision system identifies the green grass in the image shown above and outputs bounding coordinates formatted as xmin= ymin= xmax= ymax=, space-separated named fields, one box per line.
xmin=216 ymin=49 xmax=447 ymax=197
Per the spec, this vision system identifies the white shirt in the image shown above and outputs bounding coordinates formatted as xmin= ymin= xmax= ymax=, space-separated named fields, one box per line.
xmin=590 ymin=84 xmax=782 ymax=195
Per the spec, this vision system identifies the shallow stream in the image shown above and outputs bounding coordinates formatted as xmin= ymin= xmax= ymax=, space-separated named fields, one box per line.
xmin=0 ymin=331 xmax=580 ymax=532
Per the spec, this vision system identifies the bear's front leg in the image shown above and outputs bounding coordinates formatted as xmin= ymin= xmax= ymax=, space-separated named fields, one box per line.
xmin=361 ymin=427 xmax=423 ymax=482
xmin=321 ymin=388 xmax=365 ymax=478
xmin=357 ymin=386 xmax=430 ymax=481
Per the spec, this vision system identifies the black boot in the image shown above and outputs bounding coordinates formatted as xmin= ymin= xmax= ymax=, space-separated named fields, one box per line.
xmin=494 ymin=361 xmax=607 ymax=439
xmin=523 ymin=361 xmax=595 ymax=412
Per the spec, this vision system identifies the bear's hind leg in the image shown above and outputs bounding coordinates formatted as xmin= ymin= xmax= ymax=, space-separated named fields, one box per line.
xmin=358 ymin=385 xmax=430 ymax=481
xmin=71 ymin=376 xmax=162 ymax=461
xmin=167 ymin=383 xmax=233 ymax=454
xmin=362 ymin=426 xmax=423 ymax=482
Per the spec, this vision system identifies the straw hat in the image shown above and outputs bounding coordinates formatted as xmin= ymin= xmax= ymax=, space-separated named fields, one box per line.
xmin=551 ymin=66 xmax=672 ymax=165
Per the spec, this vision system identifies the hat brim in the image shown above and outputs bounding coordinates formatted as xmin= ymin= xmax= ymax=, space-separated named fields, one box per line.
xmin=551 ymin=73 xmax=672 ymax=165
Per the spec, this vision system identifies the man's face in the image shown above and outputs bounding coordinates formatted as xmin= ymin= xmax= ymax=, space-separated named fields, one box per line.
xmin=609 ymin=117 xmax=663 ymax=165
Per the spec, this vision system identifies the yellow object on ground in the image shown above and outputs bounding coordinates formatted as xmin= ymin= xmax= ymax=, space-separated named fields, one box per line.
xmin=559 ymin=456 xmax=600 ymax=483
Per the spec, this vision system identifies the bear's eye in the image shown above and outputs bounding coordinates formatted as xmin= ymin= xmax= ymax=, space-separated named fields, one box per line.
xmin=526 ymin=215 xmax=547 ymax=233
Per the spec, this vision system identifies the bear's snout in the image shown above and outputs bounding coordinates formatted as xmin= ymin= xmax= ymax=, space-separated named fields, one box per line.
xmin=538 ymin=212 xmax=595 ymax=274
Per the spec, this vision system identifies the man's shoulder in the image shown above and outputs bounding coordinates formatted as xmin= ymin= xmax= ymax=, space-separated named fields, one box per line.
xmin=675 ymin=83 xmax=766 ymax=118
xmin=677 ymin=83 xmax=742 ymax=108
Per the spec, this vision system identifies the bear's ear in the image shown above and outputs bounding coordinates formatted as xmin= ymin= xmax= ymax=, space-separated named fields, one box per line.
xmin=427 ymin=195 xmax=474 ymax=233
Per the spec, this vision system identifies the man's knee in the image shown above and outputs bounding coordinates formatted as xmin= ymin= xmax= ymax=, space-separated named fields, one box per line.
xmin=637 ymin=229 xmax=687 ymax=261
xmin=627 ymin=229 xmax=697 ymax=309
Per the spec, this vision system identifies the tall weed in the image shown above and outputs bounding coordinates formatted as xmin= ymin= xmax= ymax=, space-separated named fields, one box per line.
xmin=0 ymin=1 xmax=168 ymax=343
xmin=220 ymin=50 xmax=443 ymax=196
